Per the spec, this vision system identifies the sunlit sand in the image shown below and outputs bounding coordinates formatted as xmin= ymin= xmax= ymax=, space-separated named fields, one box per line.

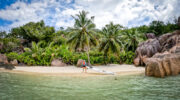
xmin=0 ymin=64 xmax=144 ymax=76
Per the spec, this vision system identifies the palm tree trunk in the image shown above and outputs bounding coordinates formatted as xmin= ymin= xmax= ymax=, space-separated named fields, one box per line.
xmin=104 ymin=54 xmax=107 ymax=65
xmin=87 ymin=50 xmax=91 ymax=66
xmin=133 ymin=41 xmax=135 ymax=51
xmin=87 ymin=42 xmax=91 ymax=66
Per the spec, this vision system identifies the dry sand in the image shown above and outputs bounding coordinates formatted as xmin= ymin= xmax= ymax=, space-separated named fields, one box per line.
xmin=0 ymin=64 xmax=145 ymax=76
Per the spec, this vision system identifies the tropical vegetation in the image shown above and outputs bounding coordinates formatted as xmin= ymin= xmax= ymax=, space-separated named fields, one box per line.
xmin=0 ymin=10 xmax=179 ymax=66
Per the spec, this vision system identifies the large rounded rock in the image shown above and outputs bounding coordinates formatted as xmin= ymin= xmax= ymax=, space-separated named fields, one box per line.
xmin=134 ymin=39 xmax=161 ymax=66
xmin=0 ymin=54 xmax=8 ymax=64
xmin=77 ymin=59 xmax=84 ymax=67
xmin=145 ymin=58 xmax=165 ymax=77
xmin=51 ymin=59 xmax=66 ymax=66
xmin=133 ymin=57 xmax=140 ymax=66
xmin=145 ymin=33 xmax=156 ymax=39
xmin=10 ymin=59 xmax=18 ymax=66
xmin=145 ymin=46 xmax=180 ymax=77
xmin=169 ymin=44 xmax=180 ymax=53
xmin=135 ymin=30 xmax=180 ymax=66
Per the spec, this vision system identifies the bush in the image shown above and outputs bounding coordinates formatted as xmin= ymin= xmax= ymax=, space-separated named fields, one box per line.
xmin=0 ymin=38 xmax=20 ymax=53
xmin=119 ymin=51 xmax=135 ymax=64
xmin=6 ymin=52 xmax=19 ymax=61
xmin=6 ymin=44 xmax=136 ymax=66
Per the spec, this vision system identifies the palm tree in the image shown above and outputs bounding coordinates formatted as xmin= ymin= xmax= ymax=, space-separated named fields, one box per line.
xmin=99 ymin=22 xmax=123 ymax=64
xmin=122 ymin=29 xmax=144 ymax=51
xmin=67 ymin=10 xmax=98 ymax=66
xmin=24 ymin=41 xmax=44 ymax=56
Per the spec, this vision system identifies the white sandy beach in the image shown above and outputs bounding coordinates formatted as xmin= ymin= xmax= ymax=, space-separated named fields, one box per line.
xmin=0 ymin=64 xmax=145 ymax=76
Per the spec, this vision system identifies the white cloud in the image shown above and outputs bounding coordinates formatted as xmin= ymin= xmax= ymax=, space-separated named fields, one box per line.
xmin=0 ymin=0 xmax=180 ymax=32
xmin=66 ymin=0 xmax=72 ymax=3
xmin=75 ymin=0 xmax=180 ymax=28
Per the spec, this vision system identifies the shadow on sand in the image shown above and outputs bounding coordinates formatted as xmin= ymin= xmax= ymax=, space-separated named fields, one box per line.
xmin=0 ymin=62 xmax=15 ymax=70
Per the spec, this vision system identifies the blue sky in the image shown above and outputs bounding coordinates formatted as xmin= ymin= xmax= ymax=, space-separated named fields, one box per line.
xmin=0 ymin=0 xmax=180 ymax=32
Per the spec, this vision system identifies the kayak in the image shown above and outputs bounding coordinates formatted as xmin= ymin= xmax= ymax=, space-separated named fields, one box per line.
xmin=86 ymin=66 xmax=115 ymax=75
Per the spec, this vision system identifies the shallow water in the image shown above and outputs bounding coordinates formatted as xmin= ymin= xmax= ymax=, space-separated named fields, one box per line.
xmin=0 ymin=72 xmax=180 ymax=100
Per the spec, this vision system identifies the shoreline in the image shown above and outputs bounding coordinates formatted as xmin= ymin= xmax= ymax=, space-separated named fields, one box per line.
xmin=0 ymin=64 xmax=145 ymax=77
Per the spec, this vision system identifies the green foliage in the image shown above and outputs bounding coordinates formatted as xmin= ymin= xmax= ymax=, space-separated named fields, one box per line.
xmin=0 ymin=31 xmax=7 ymax=38
xmin=6 ymin=44 xmax=106 ymax=66
xmin=67 ymin=10 xmax=98 ymax=51
xmin=99 ymin=22 xmax=123 ymax=55
xmin=53 ymin=34 xmax=67 ymax=46
xmin=148 ymin=21 xmax=165 ymax=36
xmin=148 ymin=20 xmax=179 ymax=36
xmin=9 ymin=20 xmax=55 ymax=43
xmin=119 ymin=51 xmax=135 ymax=64
xmin=121 ymin=28 xmax=145 ymax=51
xmin=6 ymin=52 xmax=19 ymax=61
xmin=67 ymin=10 xmax=98 ymax=65
xmin=98 ymin=22 xmax=124 ymax=64
xmin=6 ymin=41 xmax=58 ymax=66
xmin=0 ymin=38 xmax=21 ymax=53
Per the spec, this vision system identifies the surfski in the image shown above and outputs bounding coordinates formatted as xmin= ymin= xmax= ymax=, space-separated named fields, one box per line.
xmin=87 ymin=66 xmax=115 ymax=75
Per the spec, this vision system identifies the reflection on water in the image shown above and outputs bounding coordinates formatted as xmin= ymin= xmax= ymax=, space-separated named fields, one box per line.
xmin=0 ymin=72 xmax=180 ymax=100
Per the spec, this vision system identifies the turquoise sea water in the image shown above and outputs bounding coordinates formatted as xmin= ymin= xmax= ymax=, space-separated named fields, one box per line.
xmin=0 ymin=72 xmax=180 ymax=100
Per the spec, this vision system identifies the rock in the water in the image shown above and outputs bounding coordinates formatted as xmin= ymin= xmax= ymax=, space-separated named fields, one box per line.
xmin=145 ymin=46 xmax=180 ymax=77
xmin=0 ymin=54 xmax=8 ymax=64
xmin=145 ymin=58 xmax=165 ymax=77
xmin=51 ymin=59 xmax=66 ymax=66
xmin=10 ymin=59 xmax=18 ymax=66
xmin=77 ymin=59 xmax=84 ymax=67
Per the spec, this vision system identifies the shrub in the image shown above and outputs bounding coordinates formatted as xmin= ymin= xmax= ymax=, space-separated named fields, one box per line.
xmin=6 ymin=52 xmax=19 ymax=61
xmin=6 ymin=44 xmax=136 ymax=66
xmin=119 ymin=51 xmax=135 ymax=64
xmin=0 ymin=38 xmax=20 ymax=53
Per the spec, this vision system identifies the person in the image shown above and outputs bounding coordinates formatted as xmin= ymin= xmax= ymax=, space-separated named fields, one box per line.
xmin=81 ymin=60 xmax=87 ymax=73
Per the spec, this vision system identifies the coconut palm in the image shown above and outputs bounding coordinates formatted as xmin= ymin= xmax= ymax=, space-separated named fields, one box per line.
xmin=24 ymin=41 xmax=44 ymax=56
xmin=122 ymin=29 xmax=144 ymax=51
xmin=67 ymin=10 xmax=98 ymax=65
xmin=99 ymin=22 xmax=123 ymax=64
